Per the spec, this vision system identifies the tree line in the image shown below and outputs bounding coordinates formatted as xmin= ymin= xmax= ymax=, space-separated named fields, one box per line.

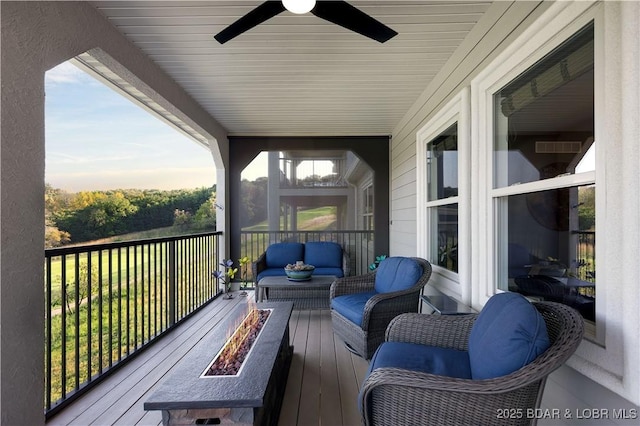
xmin=45 ymin=177 xmax=269 ymax=248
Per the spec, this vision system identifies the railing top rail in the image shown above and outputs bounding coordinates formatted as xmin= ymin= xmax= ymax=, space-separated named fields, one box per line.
xmin=45 ymin=231 xmax=222 ymax=257
xmin=241 ymin=230 xmax=372 ymax=235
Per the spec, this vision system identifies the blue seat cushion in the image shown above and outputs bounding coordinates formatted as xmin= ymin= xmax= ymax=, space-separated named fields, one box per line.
xmin=374 ymin=257 xmax=423 ymax=293
xmin=256 ymin=268 xmax=288 ymax=282
xmin=468 ymin=292 xmax=550 ymax=380
xmin=368 ymin=342 xmax=472 ymax=379
xmin=265 ymin=242 xmax=304 ymax=268
xmin=312 ymin=267 xmax=344 ymax=278
xmin=359 ymin=342 xmax=471 ymax=414
xmin=330 ymin=291 xmax=377 ymax=326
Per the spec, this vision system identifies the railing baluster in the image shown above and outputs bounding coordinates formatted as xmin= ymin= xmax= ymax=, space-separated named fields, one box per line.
xmin=61 ymin=255 xmax=67 ymax=399
xmin=140 ymin=243 xmax=145 ymax=346
xmin=168 ymin=240 xmax=176 ymax=327
xmin=117 ymin=247 xmax=122 ymax=362
xmin=74 ymin=252 xmax=80 ymax=391
xmin=133 ymin=245 xmax=138 ymax=350
xmin=126 ymin=246 xmax=130 ymax=356
xmin=108 ymin=248 xmax=113 ymax=368
xmin=45 ymin=256 xmax=53 ymax=411
xmin=86 ymin=251 xmax=92 ymax=383
xmin=98 ymin=249 xmax=103 ymax=375
xmin=147 ymin=243 xmax=151 ymax=341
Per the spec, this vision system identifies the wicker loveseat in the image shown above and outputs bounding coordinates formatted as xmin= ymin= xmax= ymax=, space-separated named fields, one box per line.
xmin=253 ymin=241 xmax=349 ymax=300
xmin=330 ymin=257 xmax=432 ymax=359
xmin=359 ymin=293 xmax=585 ymax=426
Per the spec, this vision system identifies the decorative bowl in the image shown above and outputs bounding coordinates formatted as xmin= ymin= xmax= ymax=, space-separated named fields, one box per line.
xmin=284 ymin=263 xmax=315 ymax=280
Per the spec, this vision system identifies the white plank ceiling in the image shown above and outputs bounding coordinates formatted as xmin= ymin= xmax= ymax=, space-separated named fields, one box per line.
xmin=91 ymin=1 xmax=493 ymax=136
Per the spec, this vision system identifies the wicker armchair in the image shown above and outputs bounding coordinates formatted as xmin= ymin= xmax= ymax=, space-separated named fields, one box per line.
xmin=359 ymin=300 xmax=585 ymax=426
xmin=330 ymin=257 xmax=432 ymax=359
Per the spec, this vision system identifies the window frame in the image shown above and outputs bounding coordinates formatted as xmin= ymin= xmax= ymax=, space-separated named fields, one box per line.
xmin=417 ymin=88 xmax=470 ymax=301
xmin=471 ymin=3 xmax=604 ymax=343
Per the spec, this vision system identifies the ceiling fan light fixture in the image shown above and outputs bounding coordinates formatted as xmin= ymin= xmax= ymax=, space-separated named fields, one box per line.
xmin=283 ymin=0 xmax=316 ymax=14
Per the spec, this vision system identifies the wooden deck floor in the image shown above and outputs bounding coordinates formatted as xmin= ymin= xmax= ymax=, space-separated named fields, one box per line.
xmin=46 ymin=291 xmax=369 ymax=426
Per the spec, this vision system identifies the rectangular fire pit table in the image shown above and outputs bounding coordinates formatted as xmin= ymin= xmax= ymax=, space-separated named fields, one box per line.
xmin=257 ymin=275 xmax=337 ymax=309
xmin=144 ymin=301 xmax=294 ymax=426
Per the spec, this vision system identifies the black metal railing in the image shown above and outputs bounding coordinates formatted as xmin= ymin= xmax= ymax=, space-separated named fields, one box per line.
xmin=44 ymin=232 xmax=222 ymax=416
xmin=574 ymin=230 xmax=596 ymax=296
xmin=240 ymin=230 xmax=376 ymax=278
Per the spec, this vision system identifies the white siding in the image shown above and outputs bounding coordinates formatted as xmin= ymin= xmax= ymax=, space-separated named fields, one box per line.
xmin=391 ymin=0 xmax=640 ymax=411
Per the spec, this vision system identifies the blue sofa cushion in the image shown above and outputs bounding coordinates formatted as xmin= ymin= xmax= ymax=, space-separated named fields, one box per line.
xmin=256 ymin=268 xmax=288 ymax=282
xmin=304 ymin=241 xmax=342 ymax=269
xmin=312 ymin=267 xmax=344 ymax=278
xmin=468 ymin=292 xmax=550 ymax=380
xmin=330 ymin=291 xmax=377 ymax=326
xmin=374 ymin=257 xmax=423 ymax=294
xmin=265 ymin=242 xmax=304 ymax=268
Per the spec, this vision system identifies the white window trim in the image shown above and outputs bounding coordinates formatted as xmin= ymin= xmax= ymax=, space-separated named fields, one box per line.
xmin=469 ymin=0 xmax=640 ymax=401
xmin=417 ymin=87 xmax=470 ymax=303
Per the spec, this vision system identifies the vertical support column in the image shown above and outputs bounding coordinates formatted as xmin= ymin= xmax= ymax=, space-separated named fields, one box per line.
xmin=268 ymin=152 xmax=281 ymax=232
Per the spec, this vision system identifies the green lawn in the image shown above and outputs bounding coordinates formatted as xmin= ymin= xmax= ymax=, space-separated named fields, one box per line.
xmin=242 ymin=206 xmax=336 ymax=231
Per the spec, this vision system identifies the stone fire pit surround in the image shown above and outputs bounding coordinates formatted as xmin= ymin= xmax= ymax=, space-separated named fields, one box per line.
xmin=144 ymin=301 xmax=294 ymax=426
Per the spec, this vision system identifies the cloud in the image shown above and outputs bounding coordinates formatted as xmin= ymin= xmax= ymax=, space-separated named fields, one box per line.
xmin=47 ymin=167 xmax=216 ymax=191
xmin=45 ymin=62 xmax=89 ymax=85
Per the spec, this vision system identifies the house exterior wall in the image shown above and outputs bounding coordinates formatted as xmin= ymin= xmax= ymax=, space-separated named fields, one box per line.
xmin=390 ymin=0 xmax=640 ymax=411
xmin=0 ymin=2 xmax=227 ymax=423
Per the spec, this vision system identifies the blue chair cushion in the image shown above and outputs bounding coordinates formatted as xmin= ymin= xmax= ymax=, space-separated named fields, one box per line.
xmin=304 ymin=241 xmax=342 ymax=269
xmin=468 ymin=292 xmax=550 ymax=380
xmin=330 ymin=291 xmax=377 ymax=326
xmin=374 ymin=257 xmax=423 ymax=294
xmin=312 ymin=267 xmax=344 ymax=278
xmin=368 ymin=342 xmax=472 ymax=379
xmin=359 ymin=342 xmax=471 ymax=414
xmin=265 ymin=242 xmax=304 ymax=268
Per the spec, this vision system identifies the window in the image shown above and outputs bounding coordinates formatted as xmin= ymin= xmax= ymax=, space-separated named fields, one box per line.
xmin=426 ymin=124 xmax=459 ymax=272
xmin=492 ymin=23 xmax=596 ymax=323
xmin=363 ymin=184 xmax=374 ymax=237
xmin=417 ymin=88 xmax=469 ymax=289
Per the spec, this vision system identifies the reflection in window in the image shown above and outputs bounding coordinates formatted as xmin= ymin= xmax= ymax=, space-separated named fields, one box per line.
xmin=427 ymin=123 xmax=458 ymax=201
xmin=493 ymin=22 xmax=594 ymax=188
xmin=430 ymin=205 xmax=458 ymax=272
xmin=501 ymin=185 xmax=595 ymax=322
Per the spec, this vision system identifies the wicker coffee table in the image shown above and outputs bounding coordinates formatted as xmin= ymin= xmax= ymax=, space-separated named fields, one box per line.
xmin=257 ymin=275 xmax=337 ymax=309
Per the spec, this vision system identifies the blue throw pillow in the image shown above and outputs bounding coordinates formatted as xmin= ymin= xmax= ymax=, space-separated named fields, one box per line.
xmin=304 ymin=241 xmax=342 ymax=268
xmin=374 ymin=257 xmax=422 ymax=293
xmin=265 ymin=242 xmax=304 ymax=268
xmin=468 ymin=292 xmax=550 ymax=380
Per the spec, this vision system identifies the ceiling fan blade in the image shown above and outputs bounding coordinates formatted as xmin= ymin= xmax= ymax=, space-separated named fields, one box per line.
xmin=215 ymin=1 xmax=286 ymax=44
xmin=311 ymin=1 xmax=397 ymax=43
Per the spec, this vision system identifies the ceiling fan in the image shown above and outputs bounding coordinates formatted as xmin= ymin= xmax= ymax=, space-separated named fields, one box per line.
xmin=214 ymin=0 xmax=398 ymax=44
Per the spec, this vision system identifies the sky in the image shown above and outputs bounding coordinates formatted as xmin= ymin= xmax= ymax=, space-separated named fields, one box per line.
xmin=45 ymin=62 xmax=265 ymax=192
